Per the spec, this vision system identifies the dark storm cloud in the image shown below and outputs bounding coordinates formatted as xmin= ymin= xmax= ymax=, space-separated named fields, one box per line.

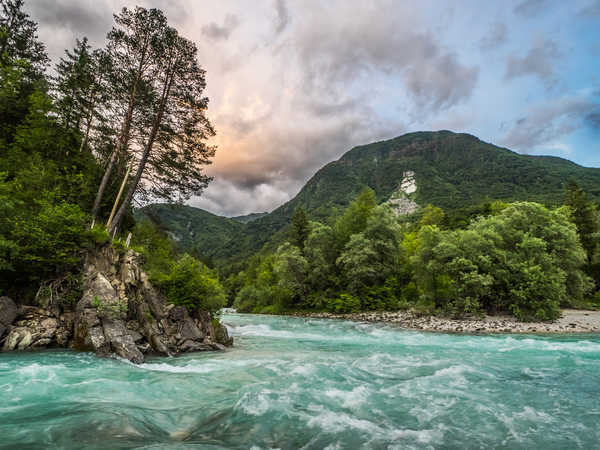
xmin=201 ymin=14 xmax=240 ymax=41
xmin=513 ymin=0 xmax=549 ymax=17
xmin=274 ymin=0 xmax=289 ymax=34
xmin=505 ymin=39 xmax=560 ymax=84
xmin=26 ymin=0 xmax=109 ymax=37
xmin=479 ymin=22 xmax=508 ymax=51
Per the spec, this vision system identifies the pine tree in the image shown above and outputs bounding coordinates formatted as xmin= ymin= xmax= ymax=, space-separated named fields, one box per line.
xmin=0 ymin=0 xmax=48 ymax=77
xmin=565 ymin=183 xmax=600 ymax=264
xmin=108 ymin=24 xmax=215 ymax=234
xmin=0 ymin=0 xmax=49 ymax=143
xmin=91 ymin=7 xmax=168 ymax=223
xmin=289 ymin=206 xmax=309 ymax=251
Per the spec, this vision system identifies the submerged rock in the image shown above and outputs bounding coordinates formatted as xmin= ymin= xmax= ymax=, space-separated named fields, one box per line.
xmin=3 ymin=245 xmax=233 ymax=362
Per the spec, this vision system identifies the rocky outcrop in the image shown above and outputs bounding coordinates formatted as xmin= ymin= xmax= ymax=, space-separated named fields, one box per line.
xmin=3 ymin=306 xmax=73 ymax=351
xmin=0 ymin=296 xmax=17 ymax=339
xmin=2 ymin=245 xmax=233 ymax=362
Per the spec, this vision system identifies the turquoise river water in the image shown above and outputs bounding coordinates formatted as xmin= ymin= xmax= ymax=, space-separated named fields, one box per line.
xmin=1 ymin=312 xmax=600 ymax=449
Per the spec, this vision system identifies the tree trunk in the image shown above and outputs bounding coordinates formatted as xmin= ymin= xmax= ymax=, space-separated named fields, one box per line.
xmin=90 ymin=39 xmax=149 ymax=223
xmin=79 ymin=86 xmax=98 ymax=152
xmin=108 ymin=67 xmax=174 ymax=235
xmin=90 ymin=81 xmax=137 ymax=223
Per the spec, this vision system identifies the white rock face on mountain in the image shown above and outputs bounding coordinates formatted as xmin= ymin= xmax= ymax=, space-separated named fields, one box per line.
xmin=385 ymin=171 xmax=419 ymax=216
xmin=400 ymin=171 xmax=417 ymax=194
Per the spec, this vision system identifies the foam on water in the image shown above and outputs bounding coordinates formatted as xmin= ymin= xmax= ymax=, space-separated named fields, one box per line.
xmin=0 ymin=312 xmax=599 ymax=449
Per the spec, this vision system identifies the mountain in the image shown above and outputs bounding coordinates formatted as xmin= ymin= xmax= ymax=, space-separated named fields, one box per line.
xmin=138 ymin=131 xmax=600 ymax=263
xmin=231 ymin=212 xmax=269 ymax=224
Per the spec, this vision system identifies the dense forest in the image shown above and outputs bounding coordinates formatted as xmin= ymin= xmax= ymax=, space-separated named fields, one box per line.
xmin=228 ymin=185 xmax=600 ymax=321
xmin=1 ymin=0 xmax=599 ymax=323
xmin=0 ymin=0 xmax=225 ymax=314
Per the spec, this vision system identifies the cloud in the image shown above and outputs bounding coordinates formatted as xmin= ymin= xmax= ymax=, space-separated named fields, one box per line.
xmin=578 ymin=0 xmax=600 ymax=16
xmin=290 ymin=4 xmax=479 ymax=115
xmin=500 ymin=94 xmax=598 ymax=151
xmin=274 ymin=0 xmax=289 ymax=34
xmin=505 ymin=39 xmax=560 ymax=84
xmin=21 ymin=0 xmax=600 ymax=215
xmin=587 ymin=111 xmax=600 ymax=128
xmin=514 ymin=0 xmax=549 ymax=17
xmin=201 ymin=14 xmax=240 ymax=41
xmin=480 ymin=22 xmax=508 ymax=50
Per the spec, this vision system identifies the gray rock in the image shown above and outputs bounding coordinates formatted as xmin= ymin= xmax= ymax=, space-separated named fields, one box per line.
xmin=168 ymin=305 xmax=187 ymax=322
xmin=208 ymin=342 xmax=227 ymax=351
xmin=214 ymin=322 xmax=233 ymax=347
xmin=180 ymin=317 xmax=204 ymax=342
xmin=102 ymin=320 xmax=144 ymax=364
xmin=3 ymin=327 xmax=26 ymax=351
xmin=128 ymin=329 xmax=143 ymax=342
xmin=179 ymin=339 xmax=213 ymax=352
xmin=0 ymin=296 xmax=17 ymax=338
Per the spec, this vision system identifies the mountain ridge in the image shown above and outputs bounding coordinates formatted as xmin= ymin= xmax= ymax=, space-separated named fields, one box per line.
xmin=137 ymin=130 xmax=600 ymax=263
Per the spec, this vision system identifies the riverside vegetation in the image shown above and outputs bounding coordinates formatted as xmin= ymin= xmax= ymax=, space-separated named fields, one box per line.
xmin=139 ymin=131 xmax=600 ymax=324
xmin=229 ymin=187 xmax=600 ymax=322
xmin=0 ymin=1 xmax=231 ymax=359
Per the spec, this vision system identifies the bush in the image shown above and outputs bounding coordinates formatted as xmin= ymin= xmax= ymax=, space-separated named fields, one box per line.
xmin=412 ymin=203 xmax=592 ymax=321
xmin=332 ymin=293 xmax=361 ymax=313
xmin=155 ymin=254 xmax=226 ymax=314
xmin=11 ymin=198 xmax=90 ymax=281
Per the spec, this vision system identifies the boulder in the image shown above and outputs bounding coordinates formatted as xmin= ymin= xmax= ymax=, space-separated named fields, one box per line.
xmin=0 ymin=296 xmax=17 ymax=338
xmin=214 ymin=322 xmax=234 ymax=347
xmin=102 ymin=320 xmax=144 ymax=363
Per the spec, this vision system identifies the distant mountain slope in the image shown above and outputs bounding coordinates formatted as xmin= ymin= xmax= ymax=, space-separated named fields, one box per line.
xmin=231 ymin=212 xmax=268 ymax=224
xmin=140 ymin=131 xmax=600 ymax=262
xmin=136 ymin=204 xmax=244 ymax=260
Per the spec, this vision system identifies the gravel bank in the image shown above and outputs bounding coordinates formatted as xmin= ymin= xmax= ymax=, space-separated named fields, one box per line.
xmin=291 ymin=309 xmax=600 ymax=334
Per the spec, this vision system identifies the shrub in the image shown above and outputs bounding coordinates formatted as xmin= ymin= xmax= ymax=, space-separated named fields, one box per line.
xmin=155 ymin=254 xmax=226 ymax=314
xmin=332 ymin=293 xmax=361 ymax=314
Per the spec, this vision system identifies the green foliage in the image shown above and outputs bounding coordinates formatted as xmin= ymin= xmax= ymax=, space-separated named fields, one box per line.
xmin=333 ymin=187 xmax=377 ymax=250
xmin=337 ymin=206 xmax=403 ymax=295
xmin=564 ymin=182 xmax=600 ymax=285
xmin=412 ymin=203 xmax=593 ymax=320
xmin=333 ymin=293 xmax=361 ymax=314
xmin=419 ymin=204 xmax=445 ymax=227
xmin=227 ymin=184 xmax=599 ymax=322
xmin=131 ymin=220 xmax=226 ymax=315
xmin=153 ymin=254 xmax=226 ymax=314
xmin=10 ymin=197 xmax=91 ymax=282
xmin=288 ymin=206 xmax=310 ymax=251
xmin=274 ymin=243 xmax=309 ymax=306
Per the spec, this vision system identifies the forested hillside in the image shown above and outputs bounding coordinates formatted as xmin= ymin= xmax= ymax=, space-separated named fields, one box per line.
xmin=142 ymin=131 xmax=600 ymax=263
xmin=0 ymin=1 xmax=221 ymax=309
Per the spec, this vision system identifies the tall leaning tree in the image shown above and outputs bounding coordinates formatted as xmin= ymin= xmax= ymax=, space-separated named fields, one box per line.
xmin=91 ymin=7 xmax=167 ymax=223
xmin=107 ymin=26 xmax=215 ymax=235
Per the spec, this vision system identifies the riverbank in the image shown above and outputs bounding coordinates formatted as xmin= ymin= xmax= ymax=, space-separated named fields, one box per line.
xmin=290 ymin=309 xmax=600 ymax=334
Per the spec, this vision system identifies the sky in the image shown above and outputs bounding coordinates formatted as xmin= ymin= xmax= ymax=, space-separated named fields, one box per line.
xmin=25 ymin=0 xmax=600 ymax=216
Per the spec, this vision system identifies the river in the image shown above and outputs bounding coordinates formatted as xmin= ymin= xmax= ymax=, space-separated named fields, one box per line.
xmin=1 ymin=312 xmax=599 ymax=449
